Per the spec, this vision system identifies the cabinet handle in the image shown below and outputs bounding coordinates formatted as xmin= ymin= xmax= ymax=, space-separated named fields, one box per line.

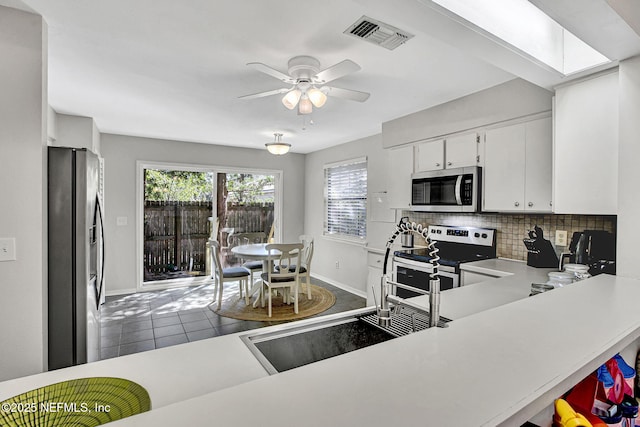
xmin=528 ymin=202 xmax=533 ymax=207
xmin=447 ymin=162 xmax=452 ymax=166
xmin=435 ymin=163 xmax=441 ymax=167
xmin=514 ymin=202 xmax=520 ymax=207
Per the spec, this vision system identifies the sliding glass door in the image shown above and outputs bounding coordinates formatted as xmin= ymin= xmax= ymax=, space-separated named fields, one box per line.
xmin=143 ymin=169 xmax=214 ymax=283
xmin=138 ymin=162 xmax=280 ymax=288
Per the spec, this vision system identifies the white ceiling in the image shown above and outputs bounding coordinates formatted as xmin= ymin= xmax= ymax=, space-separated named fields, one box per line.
xmin=4 ymin=0 xmax=640 ymax=153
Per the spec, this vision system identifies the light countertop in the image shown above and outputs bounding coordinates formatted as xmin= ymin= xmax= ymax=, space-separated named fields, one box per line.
xmin=0 ymin=331 xmax=268 ymax=408
xmin=438 ymin=258 xmax=554 ymax=319
xmin=2 ymin=262 xmax=638 ymax=427
xmin=103 ymin=273 xmax=640 ymax=426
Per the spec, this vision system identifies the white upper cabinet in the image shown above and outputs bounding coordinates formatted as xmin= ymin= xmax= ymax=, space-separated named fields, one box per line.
xmin=483 ymin=117 xmax=552 ymax=212
xmin=484 ymin=124 xmax=526 ymax=211
xmin=414 ymin=139 xmax=444 ymax=172
xmin=553 ymin=71 xmax=618 ymax=215
xmin=414 ymin=133 xmax=478 ymax=172
xmin=524 ymin=118 xmax=553 ymax=212
xmin=388 ymin=145 xmax=414 ymax=209
xmin=446 ymin=133 xmax=480 ymax=169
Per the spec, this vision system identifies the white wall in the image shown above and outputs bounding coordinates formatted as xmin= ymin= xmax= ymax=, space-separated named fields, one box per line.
xmin=0 ymin=6 xmax=47 ymax=381
xmin=617 ymin=55 xmax=640 ymax=279
xmin=53 ymin=113 xmax=101 ymax=154
xmin=100 ymin=134 xmax=305 ymax=294
xmin=304 ymin=134 xmax=393 ymax=295
xmin=382 ymin=78 xmax=553 ymax=148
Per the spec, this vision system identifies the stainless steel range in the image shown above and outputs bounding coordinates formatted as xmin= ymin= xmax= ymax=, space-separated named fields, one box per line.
xmin=393 ymin=225 xmax=496 ymax=297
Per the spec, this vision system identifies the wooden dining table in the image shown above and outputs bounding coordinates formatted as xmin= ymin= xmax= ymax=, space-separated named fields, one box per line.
xmin=231 ymin=243 xmax=279 ymax=308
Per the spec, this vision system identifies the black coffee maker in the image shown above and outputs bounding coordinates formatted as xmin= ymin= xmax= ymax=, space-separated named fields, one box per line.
xmin=564 ymin=230 xmax=616 ymax=275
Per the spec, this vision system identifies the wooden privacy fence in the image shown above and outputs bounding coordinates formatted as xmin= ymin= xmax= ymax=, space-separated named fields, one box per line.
xmin=144 ymin=201 xmax=212 ymax=278
xmin=225 ymin=203 xmax=274 ymax=235
xmin=144 ymin=201 xmax=274 ymax=279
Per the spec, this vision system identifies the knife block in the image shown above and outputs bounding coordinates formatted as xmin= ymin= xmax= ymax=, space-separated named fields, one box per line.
xmin=523 ymin=238 xmax=559 ymax=268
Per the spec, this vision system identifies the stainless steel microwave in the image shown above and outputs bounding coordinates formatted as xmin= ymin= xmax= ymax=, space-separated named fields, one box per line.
xmin=411 ymin=166 xmax=481 ymax=212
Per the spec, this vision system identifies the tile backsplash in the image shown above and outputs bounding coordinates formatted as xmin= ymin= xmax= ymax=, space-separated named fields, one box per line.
xmin=402 ymin=211 xmax=617 ymax=261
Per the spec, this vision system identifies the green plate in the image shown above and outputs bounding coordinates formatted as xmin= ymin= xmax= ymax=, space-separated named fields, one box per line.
xmin=0 ymin=377 xmax=151 ymax=426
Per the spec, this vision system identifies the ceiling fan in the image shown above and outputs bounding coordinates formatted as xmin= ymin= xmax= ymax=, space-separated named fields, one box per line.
xmin=239 ymin=55 xmax=370 ymax=115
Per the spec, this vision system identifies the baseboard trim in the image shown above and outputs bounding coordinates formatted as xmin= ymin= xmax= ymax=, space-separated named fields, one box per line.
xmin=310 ymin=273 xmax=366 ymax=299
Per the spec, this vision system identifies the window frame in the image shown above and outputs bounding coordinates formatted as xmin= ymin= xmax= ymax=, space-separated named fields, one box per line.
xmin=323 ymin=156 xmax=368 ymax=243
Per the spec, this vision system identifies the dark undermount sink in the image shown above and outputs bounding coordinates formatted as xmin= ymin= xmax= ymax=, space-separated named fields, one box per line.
xmin=241 ymin=307 xmax=450 ymax=374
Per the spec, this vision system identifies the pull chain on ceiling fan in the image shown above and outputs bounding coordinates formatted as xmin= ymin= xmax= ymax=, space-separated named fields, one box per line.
xmin=239 ymin=55 xmax=370 ymax=115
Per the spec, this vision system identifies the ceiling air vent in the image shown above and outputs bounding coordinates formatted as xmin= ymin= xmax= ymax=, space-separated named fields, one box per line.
xmin=344 ymin=16 xmax=414 ymax=50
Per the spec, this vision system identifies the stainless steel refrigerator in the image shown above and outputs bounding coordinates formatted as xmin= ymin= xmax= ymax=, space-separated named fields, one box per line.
xmin=48 ymin=146 xmax=104 ymax=370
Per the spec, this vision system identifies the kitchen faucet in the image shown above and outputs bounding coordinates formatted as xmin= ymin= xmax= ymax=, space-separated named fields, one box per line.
xmin=375 ymin=218 xmax=444 ymax=329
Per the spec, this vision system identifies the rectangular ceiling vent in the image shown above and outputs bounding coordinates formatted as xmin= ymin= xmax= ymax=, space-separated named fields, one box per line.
xmin=344 ymin=16 xmax=414 ymax=50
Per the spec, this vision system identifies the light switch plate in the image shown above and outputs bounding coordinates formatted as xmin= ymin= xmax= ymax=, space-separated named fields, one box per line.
xmin=0 ymin=238 xmax=16 ymax=261
xmin=555 ymin=230 xmax=568 ymax=247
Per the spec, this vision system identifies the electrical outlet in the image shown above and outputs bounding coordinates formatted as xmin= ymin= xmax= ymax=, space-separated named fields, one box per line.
xmin=555 ymin=230 xmax=568 ymax=246
xmin=335 ymin=261 xmax=340 ymax=269
xmin=0 ymin=238 xmax=16 ymax=261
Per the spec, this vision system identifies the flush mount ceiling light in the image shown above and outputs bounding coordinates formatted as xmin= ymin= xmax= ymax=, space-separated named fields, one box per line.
xmin=265 ymin=133 xmax=290 ymax=155
xmin=239 ymin=55 xmax=370 ymax=116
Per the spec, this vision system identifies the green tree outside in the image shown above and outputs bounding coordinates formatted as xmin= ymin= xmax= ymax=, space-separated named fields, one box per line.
xmin=144 ymin=169 xmax=274 ymax=204
xmin=144 ymin=170 xmax=213 ymax=202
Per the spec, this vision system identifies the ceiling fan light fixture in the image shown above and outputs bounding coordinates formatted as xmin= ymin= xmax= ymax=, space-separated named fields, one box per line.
xmin=298 ymin=96 xmax=313 ymax=115
xmin=308 ymin=88 xmax=327 ymax=108
xmin=265 ymin=133 xmax=291 ymax=155
xmin=282 ymin=89 xmax=301 ymax=110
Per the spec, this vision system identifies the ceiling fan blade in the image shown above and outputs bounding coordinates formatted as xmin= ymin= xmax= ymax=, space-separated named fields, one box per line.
xmin=314 ymin=60 xmax=361 ymax=84
xmin=247 ymin=62 xmax=296 ymax=84
xmin=238 ymin=87 xmax=290 ymax=100
xmin=322 ymin=86 xmax=370 ymax=102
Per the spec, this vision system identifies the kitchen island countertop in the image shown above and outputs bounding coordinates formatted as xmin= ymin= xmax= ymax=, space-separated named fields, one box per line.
xmin=100 ymin=273 xmax=640 ymax=426
xmin=0 ymin=329 xmax=269 ymax=409
xmin=2 ymin=262 xmax=638 ymax=426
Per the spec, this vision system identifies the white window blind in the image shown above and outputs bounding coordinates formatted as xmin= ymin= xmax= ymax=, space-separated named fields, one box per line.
xmin=324 ymin=158 xmax=367 ymax=239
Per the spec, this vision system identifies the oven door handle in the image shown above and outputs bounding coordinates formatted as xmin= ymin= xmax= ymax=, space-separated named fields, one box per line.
xmin=454 ymin=174 xmax=463 ymax=205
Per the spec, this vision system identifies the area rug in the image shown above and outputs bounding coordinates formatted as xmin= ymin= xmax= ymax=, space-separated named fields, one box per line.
xmin=210 ymin=284 xmax=336 ymax=321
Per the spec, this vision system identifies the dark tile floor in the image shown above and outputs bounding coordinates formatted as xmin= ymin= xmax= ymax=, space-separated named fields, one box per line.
xmin=99 ymin=278 xmax=366 ymax=360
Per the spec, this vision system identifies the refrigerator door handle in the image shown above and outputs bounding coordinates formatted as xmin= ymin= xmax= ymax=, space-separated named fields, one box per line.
xmin=93 ymin=195 xmax=105 ymax=310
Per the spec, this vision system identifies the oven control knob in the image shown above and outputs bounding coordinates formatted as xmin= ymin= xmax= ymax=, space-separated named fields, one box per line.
xmin=474 ymin=232 xmax=480 ymax=238
xmin=481 ymin=233 xmax=488 ymax=239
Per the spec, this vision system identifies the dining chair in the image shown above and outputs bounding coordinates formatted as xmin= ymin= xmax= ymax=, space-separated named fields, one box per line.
xmin=210 ymin=240 xmax=251 ymax=309
xmin=260 ymin=243 xmax=303 ymax=317
xmin=298 ymin=235 xmax=314 ymax=300
xmin=231 ymin=232 xmax=267 ymax=285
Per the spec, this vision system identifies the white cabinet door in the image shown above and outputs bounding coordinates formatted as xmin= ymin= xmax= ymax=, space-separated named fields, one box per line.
xmin=366 ymin=251 xmax=385 ymax=306
xmin=554 ymin=71 xmax=618 ymax=214
xmin=483 ymin=124 xmax=526 ymax=211
xmin=445 ymin=133 xmax=478 ymax=169
xmin=414 ymin=139 xmax=444 ymax=172
xmin=388 ymin=145 xmax=413 ymax=209
xmin=524 ymin=117 xmax=552 ymax=212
